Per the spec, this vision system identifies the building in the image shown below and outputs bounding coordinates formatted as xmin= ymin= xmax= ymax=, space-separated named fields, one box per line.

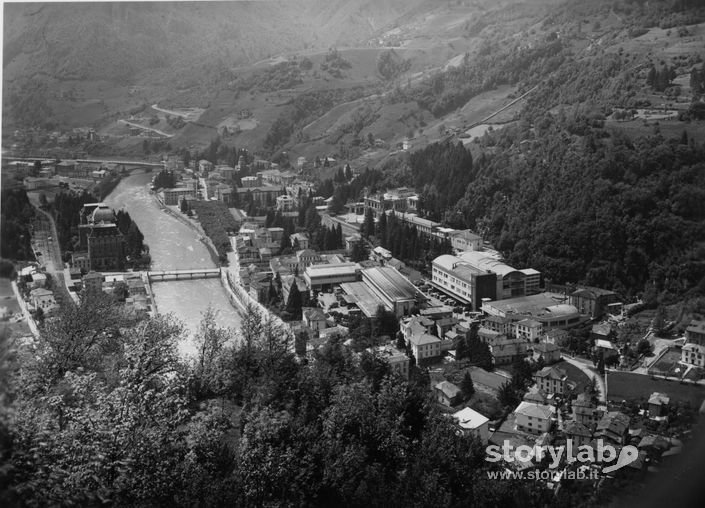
xmin=452 ymin=407 xmax=490 ymax=443
xmin=30 ymin=288 xmax=56 ymax=312
xmin=435 ymin=381 xmax=463 ymax=407
xmin=304 ymin=263 xmax=361 ymax=291
xmin=360 ymin=266 xmax=424 ymax=317
xmin=373 ymin=344 xmax=410 ymax=379
xmin=276 ymin=194 xmax=297 ymax=212
xmin=364 ymin=188 xmax=418 ymax=217
xmin=513 ymin=318 xmax=543 ymax=341
xmin=162 ymin=187 xmax=196 ymax=205
xmin=533 ymin=366 xmax=568 ymax=395
xmin=77 ymin=203 xmax=126 ymax=272
xmin=531 ymin=343 xmax=561 ymax=364
xmin=648 ymin=392 xmax=670 ymax=418
xmin=302 ymin=307 xmax=327 ymax=335
xmin=82 ymin=271 xmax=104 ymax=295
xmin=514 ymin=401 xmax=555 ymax=434
xmin=564 ymin=421 xmax=593 ymax=448
xmin=481 ymin=292 xmax=584 ymax=330
xmin=431 ymin=254 xmax=497 ymax=310
xmin=572 ymin=393 xmax=601 ymax=428
xmin=408 ymin=333 xmax=442 ymax=361
xmin=489 ymin=337 xmax=528 ymax=365
xmin=682 ymin=320 xmax=705 ymax=367
xmin=595 ymin=411 xmax=630 ymax=445
xmin=569 ymin=286 xmax=620 ymax=319
xmin=234 ymin=186 xmax=285 ymax=207
xmin=400 ymin=315 xmax=435 ymax=343
xmin=458 ymin=251 xmax=539 ymax=300
xmin=198 ymin=159 xmax=214 ymax=174
xmin=290 ymin=233 xmax=310 ymax=250
xmin=282 ymin=276 xmax=309 ymax=308
xmin=30 ymin=272 xmax=47 ymax=289
xmin=449 ymin=229 xmax=483 ymax=253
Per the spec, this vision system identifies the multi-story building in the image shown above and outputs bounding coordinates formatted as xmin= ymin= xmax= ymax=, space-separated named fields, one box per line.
xmin=373 ymin=344 xmax=410 ymax=379
xmin=514 ymin=401 xmax=555 ymax=434
xmin=452 ymin=407 xmax=490 ymax=443
xmin=276 ymin=194 xmax=297 ymax=212
xmin=682 ymin=320 xmax=705 ymax=367
xmin=572 ymin=393 xmax=602 ymax=428
xmin=533 ymin=366 xmax=568 ymax=395
xmin=458 ymin=251 xmax=540 ymax=300
xmin=513 ymin=318 xmax=543 ymax=341
xmin=235 ymin=186 xmax=285 ymax=207
xmin=431 ymin=254 xmax=497 ymax=310
xmin=161 ymin=187 xmax=196 ymax=206
xmin=569 ymin=286 xmax=620 ymax=319
xmin=595 ymin=411 xmax=630 ymax=446
xmin=77 ymin=203 xmax=126 ymax=271
xmin=409 ymin=333 xmax=442 ymax=361
xmin=449 ymin=229 xmax=483 ymax=253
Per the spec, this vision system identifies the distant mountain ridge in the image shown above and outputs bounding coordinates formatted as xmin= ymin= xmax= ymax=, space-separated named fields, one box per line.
xmin=2 ymin=0 xmax=427 ymax=85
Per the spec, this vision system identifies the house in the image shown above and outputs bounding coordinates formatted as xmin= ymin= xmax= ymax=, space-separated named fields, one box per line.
xmin=533 ymin=366 xmax=568 ymax=395
xmin=564 ymin=420 xmax=592 ymax=448
xmin=682 ymin=320 xmax=705 ymax=367
xmin=290 ymin=232 xmax=310 ymax=250
xmin=648 ymin=392 xmax=670 ymax=418
xmin=408 ymin=333 xmax=442 ymax=361
xmin=436 ymin=317 xmax=459 ymax=338
xmin=302 ymin=307 xmax=327 ymax=335
xmin=435 ymin=381 xmax=463 ymax=407
xmin=374 ymin=344 xmax=410 ymax=379
xmin=572 ymin=393 xmax=601 ymax=427
xmin=514 ymin=401 xmax=555 ymax=434
xmin=513 ymin=319 xmax=543 ymax=341
xmin=523 ymin=387 xmax=548 ymax=404
xmin=569 ymin=286 xmax=619 ymax=318
xmin=489 ymin=338 xmax=528 ymax=365
xmin=531 ymin=343 xmax=561 ymax=364
xmin=594 ymin=339 xmax=619 ymax=361
xmin=30 ymin=288 xmax=56 ymax=312
xmin=30 ymin=272 xmax=47 ymax=289
xmin=595 ymin=411 xmax=630 ymax=445
xmin=591 ymin=323 xmax=615 ymax=341
xmin=637 ymin=434 xmax=671 ymax=460
xmin=452 ymin=407 xmax=490 ymax=443
xmin=400 ymin=315 xmax=435 ymax=342
xmin=82 ymin=271 xmax=104 ymax=295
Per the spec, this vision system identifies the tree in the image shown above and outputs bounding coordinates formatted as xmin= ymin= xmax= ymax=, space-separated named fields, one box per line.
xmin=461 ymin=371 xmax=475 ymax=400
xmin=597 ymin=351 xmax=605 ymax=376
xmin=362 ymin=208 xmax=375 ymax=239
xmin=192 ymin=308 xmax=231 ymax=399
xmin=637 ymin=339 xmax=652 ymax=356
xmin=286 ymin=280 xmax=303 ymax=319
xmin=498 ymin=381 xmax=519 ymax=408
xmin=179 ymin=198 xmax=189 ymax=214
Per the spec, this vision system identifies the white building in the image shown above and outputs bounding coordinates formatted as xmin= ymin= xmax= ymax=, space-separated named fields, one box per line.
xmin=514 ymin=401 xmax=555 ymax=434
xmin=452 ymin=407 xmax=490 ymax=443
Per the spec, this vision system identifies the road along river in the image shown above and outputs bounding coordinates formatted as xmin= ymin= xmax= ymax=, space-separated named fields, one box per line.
xmin=104 ymin=172 xmax=242 ymax=357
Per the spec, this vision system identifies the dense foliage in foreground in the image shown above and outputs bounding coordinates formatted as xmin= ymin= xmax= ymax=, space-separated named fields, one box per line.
xmin=0 ymin=298 xmax=559 ymax=507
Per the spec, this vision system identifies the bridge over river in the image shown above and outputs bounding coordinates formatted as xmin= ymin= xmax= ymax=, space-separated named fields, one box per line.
xmin=147 ymin=268 xmax=221 ymax=281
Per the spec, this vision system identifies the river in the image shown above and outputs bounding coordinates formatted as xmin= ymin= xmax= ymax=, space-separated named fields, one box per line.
xmin=104 ymin=172 xmax=242 ymax=357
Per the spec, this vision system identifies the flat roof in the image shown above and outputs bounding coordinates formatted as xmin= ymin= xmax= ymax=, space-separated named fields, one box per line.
xmin=482 ymin=292 xmax=573 ymax=317
xmin=340 ymin=282 xmax=386 ymax=317
xmin=306 ymin=263 xmax=360 ymax=279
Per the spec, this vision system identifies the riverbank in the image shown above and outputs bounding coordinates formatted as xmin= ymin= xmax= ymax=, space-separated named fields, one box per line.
xmin=103 ymin=173 xmax=243 ymax=353
xmin=150 ymin=189 xmax=222 ymax=268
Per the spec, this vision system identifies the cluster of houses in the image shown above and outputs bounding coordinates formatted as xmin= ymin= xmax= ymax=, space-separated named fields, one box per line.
xmin=18 ymin=265 xmax=58 ymax=315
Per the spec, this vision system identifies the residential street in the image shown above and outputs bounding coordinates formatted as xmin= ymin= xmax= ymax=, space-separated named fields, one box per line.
xmin=562 ymin=354 xmax=607 ymax=403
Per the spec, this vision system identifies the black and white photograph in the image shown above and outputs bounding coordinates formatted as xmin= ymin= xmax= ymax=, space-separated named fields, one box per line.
xmin=2 ymin=0 xmax=705 ymax=506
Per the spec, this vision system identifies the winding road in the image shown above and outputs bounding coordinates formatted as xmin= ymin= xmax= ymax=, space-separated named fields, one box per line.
xmin=562 ymin=354 xmax=607 ymax=403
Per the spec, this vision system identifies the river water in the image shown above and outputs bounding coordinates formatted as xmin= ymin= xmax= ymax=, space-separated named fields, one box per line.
xmin=104 ymin=172 xmax=242 ymax=357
